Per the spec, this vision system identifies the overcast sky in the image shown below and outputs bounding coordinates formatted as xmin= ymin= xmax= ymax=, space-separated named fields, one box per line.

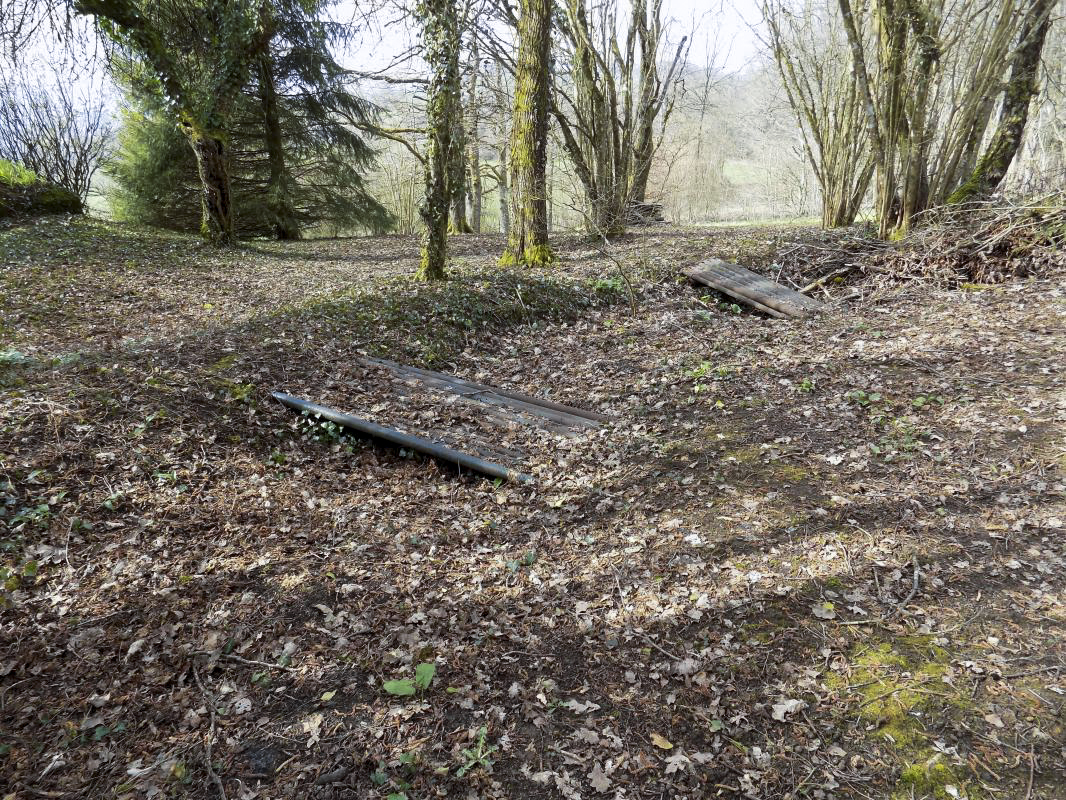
xmin=344 ymin=0 xmax=767 ymax=76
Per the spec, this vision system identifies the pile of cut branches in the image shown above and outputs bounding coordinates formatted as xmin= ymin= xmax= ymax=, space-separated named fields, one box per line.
xmin=897 ymin=196 xmax=1066 ymax=284
xmin=767 ymin=198 xmax=1066 ymax=294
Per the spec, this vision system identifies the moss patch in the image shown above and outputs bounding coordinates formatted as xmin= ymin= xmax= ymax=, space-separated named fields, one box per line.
xmin=895 ymin=756 xmax=964 ymax=800
xmin=828 ymin=636 xmax=978 ymax=797
xmin=0 ymin=175 xmax=81 ymax=218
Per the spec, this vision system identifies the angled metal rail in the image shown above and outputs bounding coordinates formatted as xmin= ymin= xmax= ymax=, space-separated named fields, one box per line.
xmin=272 ymin=392 xmax=533 ymax=484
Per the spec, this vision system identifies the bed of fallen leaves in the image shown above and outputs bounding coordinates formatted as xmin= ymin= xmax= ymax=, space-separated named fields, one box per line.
xmin=1 ymin=215 xmax=1064 ymax=800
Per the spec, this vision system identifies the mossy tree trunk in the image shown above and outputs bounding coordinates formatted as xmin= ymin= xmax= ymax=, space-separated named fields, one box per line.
xmin=501 ymin=0 xmax=554 ymax=266
xmin=497 ymin=142 xmax=510 ymax=238
xmin=188 ymin=129 xmax=236 ymax=246
xmin=949 ymin=0 xmax=1056 ymax=204
xmin=838 ymin=0 xmax=929 ymax=238
xmin=466 ymin=43 xmax=483 ymax=233
xmin=449 ymin=110 xmax=472 ymax=233
xmin=417 ymin=0 xmax=460 ymax=280
xmin=257 ymin=52 xmax=301 ymax=240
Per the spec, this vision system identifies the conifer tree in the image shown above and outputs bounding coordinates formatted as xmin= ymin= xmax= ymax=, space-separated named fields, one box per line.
xmin=77 ymin=0 xmax=267 ymax=245
xmin=105 ymin=0 xmax=390 ymax=237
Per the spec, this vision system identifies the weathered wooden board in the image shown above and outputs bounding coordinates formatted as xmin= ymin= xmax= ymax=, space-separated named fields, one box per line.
xmin=685 ymin=258 xmax=823 ymax=319
xmin=361 ymin=357 xmax=606 ymax=433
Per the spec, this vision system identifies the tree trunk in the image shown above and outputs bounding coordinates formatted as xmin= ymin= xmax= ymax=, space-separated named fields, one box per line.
xmin=417 ymin=0 xmax=460 ymax=280
xmin=188 ymin=130 xmax=236 ymax=246
xmin=449 ymin=115 xmax=471 ymax=233
xmin=497 ymin=143 xmax=510 ymax=237
xmin=420 ymin=151 xmax=449 ymax=280
xmin=257 ymin=53 xmax=301 ymax=240
xmin=629 ymin=0 xmax=657 ymax=205
xmin=501 ymin=0 xmax=554 ymax=266
xmin=466 ymin=43 xmax=483 ymax=233
xmin=837 ymin=0 xmax=899 ymax=239
xmin=468 ymin=153 xmax=483 ymax=232
xmin=949 ymin=0 xmax=1056 ymax=203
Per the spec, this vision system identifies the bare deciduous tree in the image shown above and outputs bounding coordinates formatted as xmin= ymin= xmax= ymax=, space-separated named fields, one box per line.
xmin=0 ymin=60 xmax=115 ymax=202
xmin=551 ymin=0 xmax=688 ymax=237
xmin=761 ymin=0 xmax=872 ymax=227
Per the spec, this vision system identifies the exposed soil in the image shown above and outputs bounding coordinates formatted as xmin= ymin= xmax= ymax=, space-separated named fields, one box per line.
xmin=1 ymin=217 xmax=1064 ymax=800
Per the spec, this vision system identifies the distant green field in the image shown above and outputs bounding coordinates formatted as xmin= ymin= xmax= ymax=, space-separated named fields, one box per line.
xmin=722 ymin=159 xmax=769 ymax=185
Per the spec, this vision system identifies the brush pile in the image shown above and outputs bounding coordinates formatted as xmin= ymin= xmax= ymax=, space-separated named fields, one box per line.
xmin=765 ymin=196 xmax=1066 ymax=292
xmin=898 ymin=196 xmax=1066 ymax=284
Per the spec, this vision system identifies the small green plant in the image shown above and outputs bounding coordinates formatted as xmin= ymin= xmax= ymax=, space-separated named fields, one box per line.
xmin=506 ymin=550 xmax=537 ymax=572
xmin=591 ymin=275 xmax=624 ymax=293
xmin=798 ymin=378 xmax=814 ymax=392
xmin=383 ymin=662 xmax=437 ymax=697
xmin=847 ymin=389 xmax=883 ymax=407
xmin=9 ymin=502 xmax=51 ymax=530
xmin=1 ymin=559 xmax=39 ymax=606
xmin=131 ymin=410 xmax=166 ymax=437
xmin=911 ymin=394 xmax=944 ymax=409
xmin=0 ymin=159 xmax=37 ymax=187
xmin=456 ymin=726 xmax=498 ymax=778
xmin=687 ymin=361 xmax=713 ymax=380
xmin=299 ymin=411 xmax=346 ymax=444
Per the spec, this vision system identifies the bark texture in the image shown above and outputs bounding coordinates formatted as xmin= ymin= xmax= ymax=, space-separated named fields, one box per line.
xmin=949 ymin=0 xmax=1056 ymax=203
xmin=417 ymin=0 xmax=460 ymax=280
xmin=466 ymin=44 xmax=483 ymax=233
xmin=501 ymin=0 xmax=554 ymax=266
xmin=188 ymin=131 xmax=236 ymax=246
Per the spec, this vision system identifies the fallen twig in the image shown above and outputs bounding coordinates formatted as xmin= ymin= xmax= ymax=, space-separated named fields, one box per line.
xmin=192 ymin=662 xmax=228 ymax=800
xmin=883 ymin=555 xmax=920 ymax=620
xmin=800 ymin=266 xmax=853 ymax=295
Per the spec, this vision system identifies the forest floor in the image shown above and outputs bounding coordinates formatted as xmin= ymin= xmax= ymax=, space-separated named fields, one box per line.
xmin=1 ymin=215 xmax=1064 ymax=800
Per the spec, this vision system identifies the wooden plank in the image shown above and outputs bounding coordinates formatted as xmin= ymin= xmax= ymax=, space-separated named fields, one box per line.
xmin=693 ymin=260 xmax=823 ymax=313
xmin=361 ymin=357 xmax=606 ymax=429
xmin=685 ymin=258 xmax=823 ymax=318
xmin=368 ymin=357 xmax=607 ymax=423
xmin=386 ymin=375 xmax=584 ymax=439
xmin=691 ymin=261 xmax=822 ymax=314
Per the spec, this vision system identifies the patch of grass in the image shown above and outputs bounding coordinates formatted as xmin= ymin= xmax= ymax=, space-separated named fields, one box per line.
xmin=0 ymin=159 xmax=37 ymax=187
